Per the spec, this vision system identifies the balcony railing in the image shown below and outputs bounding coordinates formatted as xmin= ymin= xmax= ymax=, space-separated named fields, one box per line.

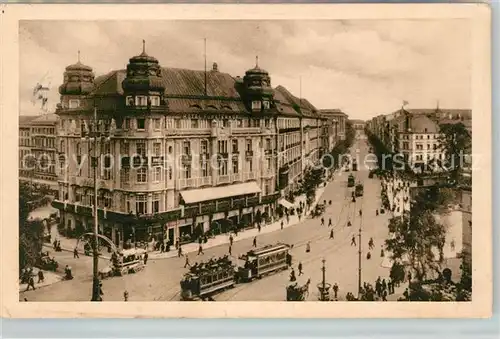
xmin=232 ymin=127 xmax=261 ymax=134
xmin=243 ymin=172 xmax=256 ymax=181
xmin=218 ymin=175 xmax=230 ymax=184
xmin=245 ymin=150 xmax=254 ymax=158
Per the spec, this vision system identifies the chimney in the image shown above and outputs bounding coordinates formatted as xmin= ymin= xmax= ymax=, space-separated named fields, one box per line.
xmin=212 ymin=62 xmax=218 ymax=72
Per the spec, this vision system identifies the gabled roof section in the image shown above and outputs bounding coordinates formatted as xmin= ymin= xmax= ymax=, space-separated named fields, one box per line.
xmin=274 ymin=85 xmax=317 ymax=117
xmin=30 ymin=113 xmax=59 ymax=125
xmin=409 ymin=114 xmax=439 ymax=133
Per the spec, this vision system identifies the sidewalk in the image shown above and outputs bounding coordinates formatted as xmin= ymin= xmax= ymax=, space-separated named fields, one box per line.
xmin=149 ymin=183 xmax=329 ymax=260
xmin=19 ymin=268 xmax=63 ymax=293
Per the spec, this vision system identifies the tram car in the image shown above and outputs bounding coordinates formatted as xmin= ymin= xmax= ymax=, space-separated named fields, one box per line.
xmin=180 ymin=243 xmax=291 ymax=301
xmin=347 ymin=174 xmax=355 ymax=187
xmin=99 ymin=248 xmax=146 ymax=279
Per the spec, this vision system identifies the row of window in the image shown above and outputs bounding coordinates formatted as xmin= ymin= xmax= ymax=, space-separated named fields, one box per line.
xmin=32 ymin=127 xmax=56 ymax=135
xmin=125 ymin=95 xmax=161 ymax=107
xmin=401 ymin=133 xmax=439 ymax=140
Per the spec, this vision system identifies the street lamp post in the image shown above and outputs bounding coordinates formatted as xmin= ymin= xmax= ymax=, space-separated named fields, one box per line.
xmin=83 ymin=106 xmax=112 ymax=301
xmin=317 ymin=259 xmax=331 ymax=301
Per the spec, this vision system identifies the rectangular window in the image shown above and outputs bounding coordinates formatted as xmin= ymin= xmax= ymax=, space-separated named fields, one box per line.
xmin=136 ymin=96 xmax=147 ymax=106
xmin=150 ymin=96 xmax=160 ymax=106
xmin=236 ymin=119 xmax=243 ymax=127
xmin=249 ymin=159 xmax=253 ymax=172
xmin=176 ymin=120 xmax=182 ymax=129
xmin=218 ymin=140 xmax=227 ymax=154
xmin=126 ymin=96 xmax=134 ymax=106
xmin=121 ymin=168 xmax=129 ymax=184
xmin=153 ymin=193 xmax=160 ymax=213
xmin=246 ymin=139 xmax=252 ymax=152
xmin=267 ymin=158 xmax=272 ymax=170
xmin=124 ymin=118 xmax=130 ymax=129
xmin=232 ymin=158 xmax=239 ymax=174
xmin=191 ymin=119 xmax=199 ymax=129
xmin=154 ymin=167 xmax=162 ymax=182
xmin=201 ymin=161 xmax=209 ymax=177
xmin=266 ymin=139 xmax=271 ymax=150
xmin=252 ymin=101 xmax=262 ymax=110
xmin=137 ymin=118 xmax=146 ymax=130
xmin=201 ymin=140 xmax=208 ymax=155
xmin=218 ymin=160 xmax=228 ymax=176
xmin=154 ymin=118 xmax=161 ymax=130
xmin=137 ymin=167 xmax=147 ymax=183
xmin=265 ymin=119 xmax=270 ymax=128
xmin=223 ymin=119 xmax=230 ymax=128
xmin=183 ymin=164 xmax=191 ymax=179
xmin=263 ymin=101 xmax=270 ymax=109
xmin=232 ymin=139 xmax=238 ymax=153
xmin=183 ymin=141 xmax=191 ymax=155
xmin=136 ymin=195 xmax=147 ymax=215
xmin=153 ymin=142 xmax=161 ymax=156
xmin=104 ymin=192 xmax=112 ymax=209
xmin=69 ymin=99 xmax=80 ymax=109
xmin=121 ymin=141 xmax=129 ymax=155
xmin=136 ymin=142 xmax=146 ymax=157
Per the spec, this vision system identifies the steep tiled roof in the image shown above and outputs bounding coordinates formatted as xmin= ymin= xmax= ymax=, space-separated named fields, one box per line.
xmin=30 ymin=113 xmax=59 ymax=125
xmin=19 ymin=115 xmax=39 ymax=126
xmin=87 ymin=66 xmax=321 ymax=117
xmin=409 ymin=114 xmax=439 ymax=133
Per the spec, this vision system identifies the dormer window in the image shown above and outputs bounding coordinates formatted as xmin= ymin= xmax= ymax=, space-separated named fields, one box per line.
xmin=150 ymin=96 xmax=160 ymax=106
xmin=263 ymin=100 xmax=270 ymax=109
xmin=69 ymin=99 xmax=80 ymax=109
xmin=136 ymin=96 xmax=147 ymax=106
xmin=252 ymin=101 xmax=262 ymax=111
xmin=126 ymin=96 xmax=134 ymax=106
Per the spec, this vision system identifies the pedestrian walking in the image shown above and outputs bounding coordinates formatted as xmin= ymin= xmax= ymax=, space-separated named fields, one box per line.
xmin=333 ymin=283 xmax=339 ymax=299
xmin=403 ymin=288 xmax=409 ymax=300
xmin=368 ymin=237 xmax=374 ymax=250
xmin=143 ymin=252 xmax=148 ymax=265
xmin=329 ymin=229 xmax=334 ymax=239
xmin=289 ymin=269 xmax=296 ymax=282
xmin=359 ymin=209 xmax=362 ymax=217
xmin=178 ymin=246 xmax=183 ymax=258
xmin=298 ymin=213 xmax=301 ymax=222
xmin=281 ymin=220 xmax=284 ymax=230
xmin=197 ymin=244 xmax=204 ymax=255
xmin=376 ymin=209 xmax=379 ymax=216
xmin=382 ymin=289 xmax=388 ymax=301
xmin=366 ymin=251 xmax=371 ymax=260
xmin=298 ymin=262 xmax=303 ymax=276
xmin=73 ymin=248 xmax=79 ymax=259
xmin=253 ymin=237 xmax=257 ymax=248
xmin=306 ymin=241 xmax=311 ymax=253
xmin=184 ymin=255 xmax=191 ymax=268
xmin=229 ymin=234 xmax=234 ymax=246
xmin=382 ymin=279 xmax=387 ymax=293
xmin=328 ymin=218 xmax=332 ymax=227
xmin=124 ymin=290 xmax=129 ymax=301
xmin=351 ymin=236 xmax=356 ymax=246
xmin=25 ymin=276 xmax=36 ymax=291
xmin=450 ymin=239 xmax=456 ymax=251
xmin=347 ymin=220 xmax=352 ymax=227
xmin=380 ymin=247 xmax=385 ymax=257
xmin=37 ymin=270 xmax=44 ymax=283
xmin=407 ymin=271 xmax=412 ymax=282
xmin=321 ymin=217 xmax=324 ymax=226
xmin=228 ymin=245 xmax=232 ymax=256
xmin=258 ymin=224 xmax=261 ymax=233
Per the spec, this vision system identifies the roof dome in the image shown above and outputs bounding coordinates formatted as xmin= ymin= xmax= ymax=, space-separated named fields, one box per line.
xmin=243 ymin=56 xmax=273 ymax=99
xmin=59 ymin=51 xmax=95 ymax=96
xmin=245 ymin=57 xmax=269 ymax=76
xmin=122 ymin=40 xmax=165 ymax=93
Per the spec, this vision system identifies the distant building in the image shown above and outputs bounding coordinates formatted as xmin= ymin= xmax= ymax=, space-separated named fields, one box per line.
xmin=50 ymin=47 xmax=331 ymax=248
xmin=19 ymin=114 xmax=59 ymax=191
xmin=318 ymin=109 xmax=348 ymax=146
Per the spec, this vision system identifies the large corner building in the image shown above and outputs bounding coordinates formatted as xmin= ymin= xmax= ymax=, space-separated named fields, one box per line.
xmin=51 ymin=46 xmax=333 ymax=248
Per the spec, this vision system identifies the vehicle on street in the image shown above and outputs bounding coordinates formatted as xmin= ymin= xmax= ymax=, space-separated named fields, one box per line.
xmin=99 ymin=248 xmax=146 ymax=279
xmin=348 ymin=174 xmax=355 ymax=187
xmin=180 ymin=243 xmax=292 ymax=301
xmin=286 ymin=278 xmax=311 ymax=301
xmin=355 ymin=183 xmax=364 ymax=197
xmin=37 ymin=252 xmax=58 ymax=271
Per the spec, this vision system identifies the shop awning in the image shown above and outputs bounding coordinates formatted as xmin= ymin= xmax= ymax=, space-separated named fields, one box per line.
xmin=278 ymin=199 xmax=294 ymax=209
xmin=180 ymin=181 xmax=261 ymax=205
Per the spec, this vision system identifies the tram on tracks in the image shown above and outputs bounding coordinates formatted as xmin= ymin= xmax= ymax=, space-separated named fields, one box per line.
xmin=180 ymin=243 xmax=291 ymax=301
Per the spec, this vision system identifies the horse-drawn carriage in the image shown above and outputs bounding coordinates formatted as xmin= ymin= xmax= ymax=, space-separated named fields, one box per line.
xmin=311 ymin=203 xmax=325 ymax=218
xmin=286 ymin=279 xmax=311 ymax=301
xmin=37 ymin=251 xmax=58 ymax=271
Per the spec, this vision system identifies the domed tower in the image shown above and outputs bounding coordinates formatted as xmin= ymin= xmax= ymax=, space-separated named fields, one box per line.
xmin=121 ymin=40 xmax=165 ymax=108
xmin=243 ymin=56 xmax=274 ymax=113
xmin=58 ymin=51 xmax=95 ymax=109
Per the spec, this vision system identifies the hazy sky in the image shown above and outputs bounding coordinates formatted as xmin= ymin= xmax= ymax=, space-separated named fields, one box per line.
xmin=20 ymin=20 xmax=471 ymax=120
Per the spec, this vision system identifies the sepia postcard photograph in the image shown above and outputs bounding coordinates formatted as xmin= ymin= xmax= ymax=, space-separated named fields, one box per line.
xmin=0 ymin=3 xmax=492 ymax=318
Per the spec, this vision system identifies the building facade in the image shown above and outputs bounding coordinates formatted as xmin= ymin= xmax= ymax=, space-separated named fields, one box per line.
xmin=19 ymin=114 xmax=59 ymax=191
xmin=318 ymin=109 xmax=348 ymax=147
xmin=51 ymin=48 xmax=329 ymax=248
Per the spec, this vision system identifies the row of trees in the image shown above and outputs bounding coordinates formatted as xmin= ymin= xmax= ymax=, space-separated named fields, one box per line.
xmin=19 ymin=181 xmax=53 ymax=271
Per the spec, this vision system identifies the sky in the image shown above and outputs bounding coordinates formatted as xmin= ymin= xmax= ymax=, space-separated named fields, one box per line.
xmin=19 ymin=20 xmax=471 ymax=120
